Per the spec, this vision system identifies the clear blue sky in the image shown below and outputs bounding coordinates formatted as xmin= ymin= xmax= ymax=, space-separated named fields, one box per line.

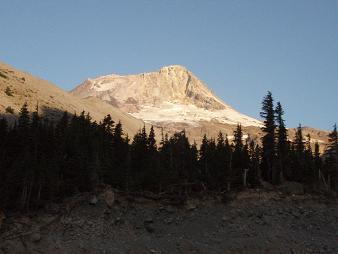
xmin=1 ymin=0 xmax=337 ymax=130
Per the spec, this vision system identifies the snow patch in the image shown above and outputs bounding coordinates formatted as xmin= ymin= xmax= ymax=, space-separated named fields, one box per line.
xmin=130 ymin=102 xmax=263 ymax=127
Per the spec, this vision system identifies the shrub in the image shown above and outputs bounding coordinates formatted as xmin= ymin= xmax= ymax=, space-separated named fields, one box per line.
xmin=5 ymin=86 xmax=13 ymax=96
xmin=5 ymin=106 xmax=14 ymax=114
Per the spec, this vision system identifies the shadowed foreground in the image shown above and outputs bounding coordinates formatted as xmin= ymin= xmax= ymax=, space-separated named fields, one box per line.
xmin=0 ymin=190 xmax=337 ymax=254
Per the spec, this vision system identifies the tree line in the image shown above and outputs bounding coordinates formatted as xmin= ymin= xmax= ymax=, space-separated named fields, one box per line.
xmin=0 ymin=92 xmax=337 ymax=211
xmin=260 ymin=92 xmax=337 ymax=190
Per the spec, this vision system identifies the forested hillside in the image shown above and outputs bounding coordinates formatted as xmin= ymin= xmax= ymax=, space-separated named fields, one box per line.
xmin=0 ymin=92 xmax=337 ymax=211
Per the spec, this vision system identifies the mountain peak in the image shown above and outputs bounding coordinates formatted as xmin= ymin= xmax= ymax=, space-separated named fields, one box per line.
xmin=70 ymin=66 xmax=263 ymax=127
xmin=159 ymin=65 xmax=189 ymax=72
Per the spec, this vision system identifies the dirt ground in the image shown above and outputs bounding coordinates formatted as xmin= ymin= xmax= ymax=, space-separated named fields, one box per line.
xmin=0 ymin=189 xmax=337 ymax=254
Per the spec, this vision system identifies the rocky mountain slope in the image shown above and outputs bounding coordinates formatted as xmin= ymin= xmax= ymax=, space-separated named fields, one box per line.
xmin=0 ymin=61 xmax=148 ymax=136
xmin=71 ymin=65 xmax=329 ymax=147
xmin=0 ymin=61 xmax=330 ymax=148
xmin=71 ymin=65 xmax=262 ymax=127
xmin=1 ymin=189 xmax=337 ymax=254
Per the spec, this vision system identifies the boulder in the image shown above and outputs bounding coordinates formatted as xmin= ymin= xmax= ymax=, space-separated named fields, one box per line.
xmin=89 ymin=195 xmax=98 ymax=205
xmin=144 ymin=216 xmax=153 ymax=223
xmin=144 ymin=223 xmax=155 ymax=233
xmin=185 ymin=199 xmax=199 ymax=211
xmin=104 ymin=190 xmax=115 ymax=208
xmin=30 ymin=232 xmax=42 ymax=243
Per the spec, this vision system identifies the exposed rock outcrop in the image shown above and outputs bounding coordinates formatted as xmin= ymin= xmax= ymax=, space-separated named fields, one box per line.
xmin=71 ymin=65 xmax=263 ymax=127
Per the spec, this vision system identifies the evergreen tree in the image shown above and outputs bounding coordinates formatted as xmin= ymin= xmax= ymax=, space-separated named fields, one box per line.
xmin=325 ymin=124 xmax=338 ymax=190
xmin=215 ymin=132 xmax=229 ymax=189
xmin=260 ymin=91 xmax=277 ymax=183
xmin=130 ymin=126 xmax=149 ymax=190
xmin=159 ymin=132 xmax=172 ymax=188
xmin=248 ymin=140 xmax=260 ymax=186
xmin=231 ymin=124 xmax=249 ymax=187
xmin=304 ymin=134 xmax=315 ymax=185
xmin=18 ymin=102 xmax=30 ymax=131
xmin=148 ymin=126 xmax=157 ymax=152
xmin=98 ymin=114 xmax=114 ymax=185
xmin=314 ymin=142 xmax=322 ymax=173
xmin=170 ymin=131 xmax=195 ymax=186
xmin=293 ymin=124 xmax=305 ymax=182
xmin=204 ymin=137 xmax=217 ymax=189
xmin=147 ymin=126 xmax=160 ymax=190
xmin=326 ymin=124 xmax=338 ymax=161
xmin=1 ymin=97 xmax=336 ymax=211
xmin=275 ymin=101 xmax=289 ymax=182
xmin=0 ymin=118 xmax=8 ymax=203
xmin=111 ymin=121 xmax=127 ymax=188
xmin=190 ymin=141 xmax=199 ymax=184
xmin=199 ymin=134 xmax=209 ymax=182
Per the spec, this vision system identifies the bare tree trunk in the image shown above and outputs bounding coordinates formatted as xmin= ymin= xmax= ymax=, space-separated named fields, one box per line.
xmin=243 ymin=168 xmax=249 ymax=187
xmin=20 ymin=181 xmax=28 ymax=210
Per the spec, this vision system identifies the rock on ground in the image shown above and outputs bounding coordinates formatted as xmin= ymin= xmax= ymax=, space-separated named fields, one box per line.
xmin=0 ymin=189 xmax=337 ymax=254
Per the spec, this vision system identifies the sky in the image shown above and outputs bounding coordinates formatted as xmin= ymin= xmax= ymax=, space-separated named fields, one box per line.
xmin=0 ymin=0 xmax=337 ymax=130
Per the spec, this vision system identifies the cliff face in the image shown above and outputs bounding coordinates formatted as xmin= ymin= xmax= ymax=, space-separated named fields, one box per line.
xmin=71 ymin=65 xmax=262 ymax=127
xmin=71 ymin=65 xmax=227 ymax=109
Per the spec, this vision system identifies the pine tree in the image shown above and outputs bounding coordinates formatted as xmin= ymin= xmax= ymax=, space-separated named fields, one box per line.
xmin=16 ymin=103 xmax=32 ymax=209
xmin=147 ymin=126 xmax=160 ymax=190
xmin=293 ymin=124 xmax=305 ymax=182
xmin=98 ymin=114 xmax=114 ymax=185
xmin=325 ymin=124 xmax=338 ymax=190
xmin=190 ymin=141 xmax=199 ymax=183
xmin=231 ymin=124 xmax=249 ymax=187
xmin=248 ymin=140 xmax=260 ymax=186
xmin=0 ymin=118 xmax=8 ymax=202
xmin=199 ymin=134 xmax=209 ymax=182
xmin=326 ymin=124 xmax=338 ymax=161
xmin=304 ymin=134 xmax=315 ymax=185
xmin=18 ymin=102 xmax=30 ymax=131
xmin=294 ymin=125 xmax=304 ymax=152
xmin=260 ymin=91 xmax=277 ymax=183
xmin=169 ymin=130 xmax=195 ymax=186
xmin=314 ymin=142 xmax=321 ymax=172
xmin=204 ymin=137 xmax=217 ymax=189
xmin=215 ymin=132 xmax=228 ymax=189
xmin=130 ymin=126 xmax=149 ymax=190
xmin=111 ymin=121 xmax=127 ymax=188
xmin=159 ymin=131 xmax=173 ymax=188
xmin=313 ymin=142 xmax=322 ymax=187
xmin=275 ymin=101 xmax=288 ymax=183
xmin=148 ymin=126 xmax=157 ymax=152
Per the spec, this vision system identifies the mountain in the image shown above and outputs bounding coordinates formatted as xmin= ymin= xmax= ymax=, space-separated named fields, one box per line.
xmin=72 ymin=65 xmax=330 ymax=148
xmin=71 ymin=65 xmax=262 ymax=128
xmin=0 ymin=61 xmax=147 ymax=136
xmin=0 ymin=62 xmax=329 ymax=149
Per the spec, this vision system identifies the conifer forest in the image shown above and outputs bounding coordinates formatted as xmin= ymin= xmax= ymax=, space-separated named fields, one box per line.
xmin=0 ymin=92 xmax=337 ymax=211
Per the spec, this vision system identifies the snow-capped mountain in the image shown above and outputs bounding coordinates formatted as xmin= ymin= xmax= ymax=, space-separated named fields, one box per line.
xmin=0 ymin=61 xmax=148 ymax=136
xmin=71 ymin=65 xmax=262 ymax=128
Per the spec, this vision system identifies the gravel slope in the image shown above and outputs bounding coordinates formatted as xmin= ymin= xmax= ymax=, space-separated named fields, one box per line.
xmin=1 ymin=190 xmax=337 ymax=254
